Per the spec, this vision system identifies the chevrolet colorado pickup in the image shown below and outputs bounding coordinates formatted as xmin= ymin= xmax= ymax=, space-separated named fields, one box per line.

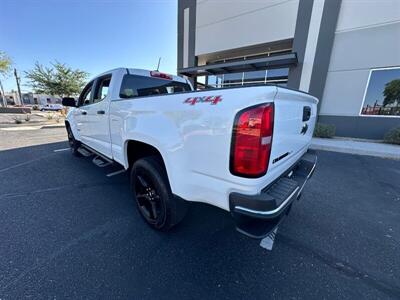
xmin=62 ymin=68 xmax=318 ymax=238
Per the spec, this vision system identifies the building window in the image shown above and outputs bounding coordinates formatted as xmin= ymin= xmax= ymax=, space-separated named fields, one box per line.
xmin=202 ymin=49 xmax=291 ymax=89
xmin=207 ymin=75 xmax=223 ymax=88
xmin=267 ymin=68 xmax=289 ymax=83
xmin=205 ymin=68 xmax=289 ymax=88
xmin=243 ymin=70 xmax=266 ymax=84
xmin=360 ymin=67 xmax=400 ymax=117
xmin=222 ymin=72 xmax=243 ymax=87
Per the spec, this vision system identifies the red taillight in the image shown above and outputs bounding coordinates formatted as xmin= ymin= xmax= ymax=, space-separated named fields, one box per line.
xmin=150 ymin=71 xmax=173 ymax=80
xmin=230 ymin=103 xmax=274 ymax=177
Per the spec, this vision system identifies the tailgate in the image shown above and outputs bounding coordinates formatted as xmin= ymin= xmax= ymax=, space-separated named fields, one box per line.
xmin=268 ymin=88 xmax=318 ymax=174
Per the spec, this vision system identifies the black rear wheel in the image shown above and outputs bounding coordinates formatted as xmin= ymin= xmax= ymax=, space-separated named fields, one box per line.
xmin=131 ymin=156 xmax=188 ymax=231
xmin=135 ymin=171 xmax=166 ymax=226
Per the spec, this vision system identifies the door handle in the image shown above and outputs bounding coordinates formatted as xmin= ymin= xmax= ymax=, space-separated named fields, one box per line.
xmin=97 ymin=110 xmax=105 ymax=115
xmin=81 ymin=111 xmax=87 ymax=115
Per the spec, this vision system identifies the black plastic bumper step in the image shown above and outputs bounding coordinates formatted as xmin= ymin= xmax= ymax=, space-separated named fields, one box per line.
xmin=230 ymin=150 xmax=317 ymax=239
xmin=263 ymin=177 xmax=299 ymax=207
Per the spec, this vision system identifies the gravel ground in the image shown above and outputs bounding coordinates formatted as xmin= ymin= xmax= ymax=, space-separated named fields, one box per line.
xmin=0 ymin=112 xmax=65 ymax=127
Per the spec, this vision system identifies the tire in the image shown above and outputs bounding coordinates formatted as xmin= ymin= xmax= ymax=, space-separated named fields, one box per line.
xmin=66 ymin=125 xmax=82 ymax=157
xmin=131 ymin=156 xmax=188 ymax=231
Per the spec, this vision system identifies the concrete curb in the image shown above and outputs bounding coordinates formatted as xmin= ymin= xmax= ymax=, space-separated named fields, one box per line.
xmin=0 ymin=124 xmax=65 ymax=131
xmin=41 ymin=124 xmax=65 ymax=129
xmin=311 ymin=138 xmax=400 ymax=160
xmin=0 ymin=126 xmax=42 ymax=131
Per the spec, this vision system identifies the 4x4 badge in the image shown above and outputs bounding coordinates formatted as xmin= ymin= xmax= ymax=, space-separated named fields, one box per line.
xmin=184 ymin=95 xmax=222 ymax=106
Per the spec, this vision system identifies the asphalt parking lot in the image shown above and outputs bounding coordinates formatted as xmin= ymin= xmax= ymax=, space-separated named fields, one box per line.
xmin=0 ymin=129 xmax=399 ymax=299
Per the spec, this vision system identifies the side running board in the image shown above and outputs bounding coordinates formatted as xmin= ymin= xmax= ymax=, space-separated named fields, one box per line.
xmin=77 ymin=147 xmax=93 ymax=157
xmin=92 ymin=156 xmax=112 ymax=168
xmin=77 ymin=145 xmax=113 ymax=168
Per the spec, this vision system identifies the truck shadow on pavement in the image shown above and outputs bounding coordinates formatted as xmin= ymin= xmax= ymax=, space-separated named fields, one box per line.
xmin=0 ymin=142 xmax=399 ymax=299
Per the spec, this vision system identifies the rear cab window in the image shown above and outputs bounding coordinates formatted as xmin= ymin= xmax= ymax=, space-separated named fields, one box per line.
xmin=119 ymin=75 xmax=191 ymax=99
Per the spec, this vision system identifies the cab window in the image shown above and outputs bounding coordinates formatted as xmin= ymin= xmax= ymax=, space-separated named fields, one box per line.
xmin=79 ymin=81 xmax=94 ymax=106
xmin=119 ymin=75 xmax=191 ymax=99
xmin=93 ymin=75 xmax=112 ymax=103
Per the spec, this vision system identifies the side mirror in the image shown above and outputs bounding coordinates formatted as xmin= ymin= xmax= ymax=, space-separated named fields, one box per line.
xmin=62 ymin=97 xmax=76 ymax=107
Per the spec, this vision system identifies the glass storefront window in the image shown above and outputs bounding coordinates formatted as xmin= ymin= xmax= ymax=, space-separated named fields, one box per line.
xmin=207 ymin=75 xmax=223 ymax=88
xmin=360 ymin=67 xmax=400 ymax=117
xmin=267 ymin=68 xmax=289 ymax=80
xmin=205 ymin=68 xmax=289 ymax=88
xmin=243 ymin=70 xmax=266 ymax=84
xmin=222 ymin=72 xmax=243 ymax=86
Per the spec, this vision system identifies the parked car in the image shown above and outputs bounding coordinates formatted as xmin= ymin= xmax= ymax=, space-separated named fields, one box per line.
xmin=62 ymin=68 xmax=318 ymax=238
xmin=40 ymin=103 xmax=63 ymax=111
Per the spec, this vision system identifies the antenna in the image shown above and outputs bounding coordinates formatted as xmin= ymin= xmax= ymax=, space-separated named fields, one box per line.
xmin=156 ymin=57 xmax=161 ymax=71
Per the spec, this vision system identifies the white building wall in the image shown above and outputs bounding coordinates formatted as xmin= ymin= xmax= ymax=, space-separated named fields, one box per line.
xmin=299 ymin=0 xmax=325 ymax=92
xmin=183 ymin=8 xmax=190 ymax=68
xmin=335 ymin=0 xmax=400 ymax=32
xmin=320 ymin=0 xmax=400 ymax=116
xmin=195 ymin=0 xmax=299 ymax=55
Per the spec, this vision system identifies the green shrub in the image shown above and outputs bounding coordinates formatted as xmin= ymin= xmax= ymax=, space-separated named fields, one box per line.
xmin=384 ymin=127 xmax=400 ymax=145
xmin=32 ymin=105 xmax=39 ymax=110
xmin=313 ymin=123 xmax=336 ymax=138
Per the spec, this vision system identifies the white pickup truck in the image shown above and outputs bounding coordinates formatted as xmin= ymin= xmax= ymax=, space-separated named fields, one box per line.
xmin=62 ymin=68 xmax=318 ymax=238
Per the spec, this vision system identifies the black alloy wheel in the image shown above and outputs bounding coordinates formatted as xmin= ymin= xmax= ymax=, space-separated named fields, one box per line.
xmin=130 ymin=156 xmax=188 ymax=231
xmin=134 ymin=171 xmax=166 ymax=226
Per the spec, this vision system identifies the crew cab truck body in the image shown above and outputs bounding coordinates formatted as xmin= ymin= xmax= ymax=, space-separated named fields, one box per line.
xmin=63 ymin=68 xmax=318 ymax=238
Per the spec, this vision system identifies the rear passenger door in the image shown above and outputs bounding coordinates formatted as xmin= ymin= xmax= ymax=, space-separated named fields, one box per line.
xmin=82 ymin=74 xmax=113 ymax=158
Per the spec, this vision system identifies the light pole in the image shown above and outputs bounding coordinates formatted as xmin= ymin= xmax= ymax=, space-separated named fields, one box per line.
xmin=14 ymin=68 xmax=23 ymax=106
xmin=0 ymin=79 xmax=6 ymax=107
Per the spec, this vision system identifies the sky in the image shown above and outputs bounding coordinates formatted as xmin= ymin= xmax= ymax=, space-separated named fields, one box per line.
xmin=0 ymin=0 xmax=178 ymax=92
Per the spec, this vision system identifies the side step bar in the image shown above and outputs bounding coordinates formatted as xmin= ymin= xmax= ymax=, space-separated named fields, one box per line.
xmin=92 ymin=156 xmax=112 ymax=168
xmin=77 ymin=145 xmax=113 ymax=168
xmin=77 ymin=147 xmax=93 ymax=157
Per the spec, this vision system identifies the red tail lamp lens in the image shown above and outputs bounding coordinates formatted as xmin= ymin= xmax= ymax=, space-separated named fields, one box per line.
xmin=231 ymin=104 xmax=274 ymax=177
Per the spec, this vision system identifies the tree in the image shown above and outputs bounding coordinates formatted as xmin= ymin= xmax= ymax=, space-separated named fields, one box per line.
xmin=0 ymin=51 xmax=13 ymax=106
xmin=25 ymin=61 xmax=89 ymax=97
xmin=383 ymin=79 xmax=400 ymax=107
